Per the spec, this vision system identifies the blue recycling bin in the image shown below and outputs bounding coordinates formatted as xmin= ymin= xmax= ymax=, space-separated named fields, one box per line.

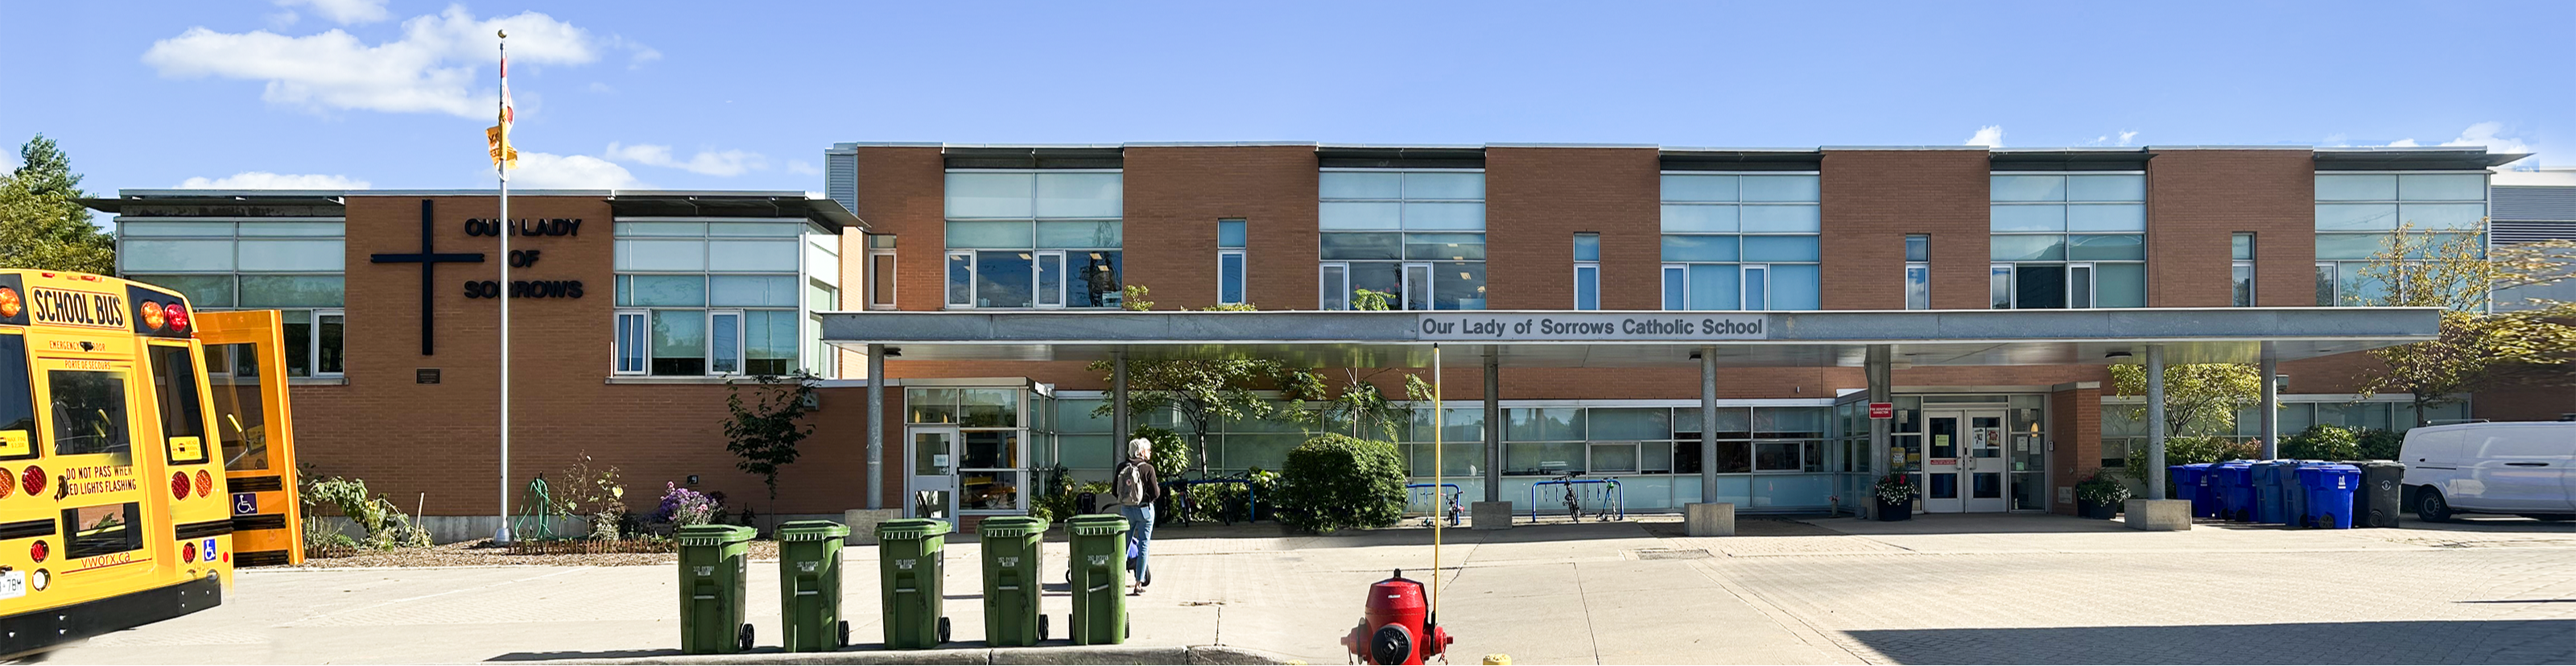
xmin=2250 ymin=461 xmax=2291 ymax=524
xmin=2281 ymin=461 xmax=2322 ymax=527
xmin=2214 ymin=461 xmax=2256 ymax=522
xmin=2297 ymin=464 xmax=2361 ymax=529
xmin=2171 ymin=464 xmax=2216 ymax=519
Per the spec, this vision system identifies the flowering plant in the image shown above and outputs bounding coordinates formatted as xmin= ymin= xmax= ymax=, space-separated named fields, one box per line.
xmin=1872 ymin=473 xmax=1917 ymax=505
xmin=652 ymin=482 xmax=722 ymax=526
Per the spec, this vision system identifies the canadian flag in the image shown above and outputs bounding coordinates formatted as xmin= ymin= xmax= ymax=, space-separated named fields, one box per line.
xmin=485 ymin=55 xmax=518 ymax=169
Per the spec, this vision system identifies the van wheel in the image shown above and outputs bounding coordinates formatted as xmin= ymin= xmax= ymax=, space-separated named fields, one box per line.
xmin=2417 ymin=489 xmax=2454 ymax=523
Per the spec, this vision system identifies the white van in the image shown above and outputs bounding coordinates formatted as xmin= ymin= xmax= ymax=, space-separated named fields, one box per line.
xmin=2401 ymin=422 xmax=2576 ymax=522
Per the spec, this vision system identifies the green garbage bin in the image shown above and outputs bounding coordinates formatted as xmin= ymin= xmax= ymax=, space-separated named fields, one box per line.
xmin=675 ymin=524 xmax=758 ymax=654
xmin=777 ymin=520 xmax=852 ymax=652
xmin=979 ymin=515 xmax=1049 ymax=647
xmin=1065 ymin=513 xmax=1130 ymax=645
xmin=877 ymin=518 xmax=952 ymax=649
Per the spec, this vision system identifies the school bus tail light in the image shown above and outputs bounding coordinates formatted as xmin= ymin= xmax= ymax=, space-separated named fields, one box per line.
xmin=194 ymin=470 xmax=213 ymax=498
xmin=0 ymin=467 xmax=13 ymax=498
xmin=21 ymin=466 xmax=43 ymax=497
xmin=181 ymin=540 xmax=197 ymax=563
xmin=164 ymin=303 xmax=189 ymax=332
xmin=170 ymin=472 xmax=189 ymax=499
xmin=140 ymin=300 xmax=164 ymax=331
xmin=0 ymin=287 xmax=19 ymax=318
xmin=30 ymin=540 xmax=46 ymax=563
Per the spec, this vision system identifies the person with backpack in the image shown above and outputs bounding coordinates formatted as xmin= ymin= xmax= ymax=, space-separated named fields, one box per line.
xmin=1113 ymin=436 xmax=1161 ymax=595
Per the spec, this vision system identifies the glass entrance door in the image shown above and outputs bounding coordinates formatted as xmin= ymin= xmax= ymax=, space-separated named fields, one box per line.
xmin=907 ymin=427 xmax=958 ymax=520
xmin=1922 ymin=413 xmax=1965 ymax=513
xmin=1963 ymin=414 xmax=2009 ymax=512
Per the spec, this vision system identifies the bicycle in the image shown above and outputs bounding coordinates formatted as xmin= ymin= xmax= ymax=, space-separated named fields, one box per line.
xmin=1588 ymin=477 xmax=1624 ymax=522
xmin=1550 ymin=471 xmax=1587 ymax=522
xmin=1411 ymin=484 xmax=1464 ymax=527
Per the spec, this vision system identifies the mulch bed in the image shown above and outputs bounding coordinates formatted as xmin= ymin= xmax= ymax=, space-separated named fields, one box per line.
xmin=270 ymin=538 xmax=786 ymax=569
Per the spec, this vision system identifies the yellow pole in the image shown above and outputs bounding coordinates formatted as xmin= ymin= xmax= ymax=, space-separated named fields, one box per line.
xmin=1430 ymin=342 xmax=1443 ymax=619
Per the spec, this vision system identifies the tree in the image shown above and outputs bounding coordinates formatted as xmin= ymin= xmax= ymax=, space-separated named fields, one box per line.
xmin=2108 ymin=362 xmax=2264 ymax=439
xmin=0 ymin=134 xmax=114 ymax=273
xmin=721 ymin=371 xmax=819 ymax=503
xmin=1088 ymin=285 xmax=1298 ymax=476
xmin=2353 ymin=227 xmax=2576 ymax=425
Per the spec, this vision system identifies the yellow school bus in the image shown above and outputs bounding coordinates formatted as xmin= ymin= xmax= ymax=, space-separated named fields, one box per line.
xmin=0 ymin=270 xmax=299 ymax=656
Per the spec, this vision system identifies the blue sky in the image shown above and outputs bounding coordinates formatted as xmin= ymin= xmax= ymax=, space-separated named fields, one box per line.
xmin=3 ymin=0 xmax=2570 ymax=196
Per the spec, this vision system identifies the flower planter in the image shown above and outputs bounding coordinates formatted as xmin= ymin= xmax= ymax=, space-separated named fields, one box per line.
xmin=1876 ymin=498 xmax=1912 ymax=521
xmin=2076 ymin=498 xmax=2120 ymax=519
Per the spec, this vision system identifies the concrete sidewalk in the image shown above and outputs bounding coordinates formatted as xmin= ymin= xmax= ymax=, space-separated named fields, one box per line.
xmin=42 ymin=513 xmax=2576 ymax=664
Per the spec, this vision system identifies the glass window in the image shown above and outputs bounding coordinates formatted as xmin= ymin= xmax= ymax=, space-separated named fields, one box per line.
xmin=1991 ymin=176 xmax=2067 ymax=202
xmin=2095 ymin=263 xmax=2145 ymax=308
xmin=1035 ymin=221 xmax=1122 ymax=249
xmin=236 ymin=275 xmax=344 ymax=308
xmin=237 ymin=239 xmax=344 ymax=271
xmin=48 ymin=370 xmax=130 ymax=457
xmin=2399 ymin=173 xmax=2485 ymax=201
xmin=1219 ymin=250 xmax=1246 ymax=305
xmin=2316 ymin=204 xmax=2399 ymax=232
xmin=944 ymin=221 xmax=1033 ymax=248
xmin=1990 ymin=205 xmax=2067 ymax=232
xmin=1217 ymin=219 xmax=1247 ymax=248
xmin=2317 ymin=174 xmax=2397 ymax=201
xmin=1753 ymin=441 xmax=1802 ymax=471
xmin=1686 ymin=264 xmax=1740 ymax=310
xmin=1770 ymin=264 xmax=1820 ymax=310
xmin=1402 ymin=172 xmax=1484 ymax=200
xmin=1572 ymin=233 xmax=1600 ymax=262
xmin=121 ymin=240 xmax=237 ymax=271
xmin=1405 ymin=234 xmax=1486 ymax=261
xmin=869 ymin=250 xmax=898 ymax=308
xmin=1905 ymin=234 xmax=1930 ymax=263
xmin=2066 ymin=204 xmax=2147 ymax=232
xmin=1662 ymin=235 xmax=1740 ymax=262
xmin=2399 ymin=203 xmax=2486 ymax=231
xmin=709 ymin=239 xmax=798 ymax=272
xmin=1661 ymin=175 xmax=1737 ymax=202
xmin=1320 ymin=172 xmax=1402 ymax=199
xmin=2317 ymin=234 xmax=2388 ymax=260
xmin=1034 ymin=172 xmax=1122 ymax=217
xmin=1742 ymin=235 xmax=1820 ymax=262
xmin=1740 ymin=176 xmax=1820 ymax=202
xmin=2067 ymin=234 xmax=2145 ymax=261
xmin=1323 ymin=233 xmax=1403 ymax=261
xmin=616 ymin=239 xmax=708 ymax=271
xmin=63 ymin=503 xmax=142 ymax=560
xmin=1662 ymin=266 xmax=1686 ymax=310
xmin=1322 ymin=170 xmax=1485 ymax=310
xmin=1588 ymin=408 xmax=1672 ymax=440
xmin=650 ymin=310 xmax=707 ymax=375
xmin=708 ymin=312 xmax=741 ymax=374
xmin=614 ymin=312 xmax=646 ymax=374
xmin=944 ymin=172 xmax=1035 ymax=218
xmin=1992 ymin=235 xmax=2066 ymax=262
xmin=2067 ymin=175 xmax=2146 ymax=201
xmin=1506 ymin=407 xmax=1584 ymax=441
xmin=973 ymin=250 xmax=1035 ymax=308
xmin=1740 ymin=205 xmax=1822 ymax=233
xmin=708 ymin=275 xmax=796 ymax=307
xmin=2231 ymin=233 xmax=2255 ymax=261
xmin=0 ymin=335 xmax=34 ymax=461
xmin=1661 ymin=205 xmax=1740 ymax=233
xmin=148 ymin=345 xmax=207 ymax=463
xmin=744 ymin=310 xmax=799 ymax=375
xmin=1574 ymin=263 xmax=1599 ymax=311
xmin=1906 ymin=264 xmax=1930 ymax=310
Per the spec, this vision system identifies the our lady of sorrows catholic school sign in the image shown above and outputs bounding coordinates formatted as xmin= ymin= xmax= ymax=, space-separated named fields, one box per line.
xmin=1414 ymin=313 xmax=1769 ymax=341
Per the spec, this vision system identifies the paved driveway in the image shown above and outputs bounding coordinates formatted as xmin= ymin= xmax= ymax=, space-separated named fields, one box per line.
xmin=42 ymin=514 xmax=2576 ymax=664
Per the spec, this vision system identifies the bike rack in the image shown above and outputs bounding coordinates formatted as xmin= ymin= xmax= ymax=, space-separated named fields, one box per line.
xmin=1527 ymin=478 xmax=1624 ymax=523
xmin=1405 ymin=483 xmax=1463 ymax=523
xmin=1161 ymin=478 xmax=1260 ymax=523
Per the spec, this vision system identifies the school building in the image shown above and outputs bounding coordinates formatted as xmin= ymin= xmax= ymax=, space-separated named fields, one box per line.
xmin=81 ymin=143 xmax=2564 ymax=538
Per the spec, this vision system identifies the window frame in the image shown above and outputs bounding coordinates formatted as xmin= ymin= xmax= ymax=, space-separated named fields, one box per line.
xmin=1989 ymin=171 xmax=2147 ymax=310
xmin=1218 ymin=249 xmax=1248 ymax=306
xmin=1319 ymin=168 xmax=1486 ymax=312
xmin=2233 ymin=233 xmax=2258 ymax=308
xmin=867 ymin=248 xmax=898 ymax=310
xmin=708 ymin=309 xmax=745 ymax=376
xmin=1573 ymin=262 xmax=1600 ymax=310
xmin=612 ymin=310 xmax=648 ymax=375
xmin=1320 ymin=263 xmax=1351 ymax=310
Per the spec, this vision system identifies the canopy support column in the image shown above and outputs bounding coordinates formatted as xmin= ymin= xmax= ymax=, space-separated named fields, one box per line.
xmin=2147 ymin=345 xmax=2168 ymax=500
xmin=1700 ymin=348 xmax=1719 ymax=505
xmin=2260 ymin=342 xmax=2279 ymax=460
xmin=1484 ymin=347 xmax=1501 ymax=504
xmin=867 ymin=344 xmax=885 ymax=511
xmin=1866 ymin=345 xmax=1893 ymax=518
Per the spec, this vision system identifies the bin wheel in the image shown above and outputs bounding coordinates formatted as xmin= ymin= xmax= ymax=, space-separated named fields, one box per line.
xmin=836 ymin=620 xmax=850 ymax=648
xmin=937 ymin=616 xmax=952 ymax=644
xmin=2321 ymin=512 xmax=2337 ymax=529
xmin=1039 ymin=613 xmax=1051 ymax=641
xmin=737 ymin=623 xmax=754 ymax=652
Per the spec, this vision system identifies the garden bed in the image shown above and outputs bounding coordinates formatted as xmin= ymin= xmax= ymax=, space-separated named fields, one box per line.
xmin=273 ymin=538 xmax=784 ymax=569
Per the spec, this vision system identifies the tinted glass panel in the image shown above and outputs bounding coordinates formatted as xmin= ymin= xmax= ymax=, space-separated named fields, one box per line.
xmin=1741 ymin=235 xmax=1820 ymax=262
xmin=1320 ymin=172 xmax=1402 ymax=199
xmin=1991 ymin=176 xmax=2066 ymax=201
xmin=2317 ymin=204 xmax=2398 ymax=231
xmin=1991 ymin=205 xmax=2066 ymax=232
xmin=944 ymin=221 xmax=1031 ymax=248
xmin=1661 ymin=175 xmax=1737 ymax=202
xmin=0 ymin=335 xmax=34 ymax=461
xmin=1661 ymin=205 xmax=1740 ymax=233
xmin=2067 ymin=175 xmax=2146 ymax=201
xmin=2399 ymin=173 xmax=2485 ymax=201
xmin=945 ymin=172 xmax=1034 ymax=217
xmin=1662 ymin=235 xmax=1740 ymax=262
xmin=1319 ymin=202 xmax=1402 ymax=230
xmin=1740 ymin=205 xmax=1822 ymax=233
xmin=2014 ymin=264 xmax=2066 ymax=308
xmin=1321 ymin=233 xmax=1403 ymax=260
xmin=1402 ymin=172 xmax=1484 ymax=200
xmin=2317 ymin=174 xmax=2396 ymax=201
xmin=1740 ymin=176 xmax=1819 ymax=202
xmin=2067 ymin=234 xmax=2145 ymax=261
xmin=1405 ymin=233 xmax=1486 ymax=261
xmin=2066 ymin=204 xmax=2147 ymax=232
xmin=49 ymin=370 xmax=130 ymax=457
xmin=1991 ymin=235 xmax=2066 ymax=262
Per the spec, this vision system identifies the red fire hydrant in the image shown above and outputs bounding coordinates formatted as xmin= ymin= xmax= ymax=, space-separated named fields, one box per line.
xmin=1340 ymin=569 xmax=1453 ymax=665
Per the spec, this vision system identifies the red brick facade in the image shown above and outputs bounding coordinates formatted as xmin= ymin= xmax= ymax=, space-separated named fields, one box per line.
xmin=215 ymin=143 xmax=2553 ymax=523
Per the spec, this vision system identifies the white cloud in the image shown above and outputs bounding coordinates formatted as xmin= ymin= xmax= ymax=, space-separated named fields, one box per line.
xmin=587 ymin=81 xmax=613 ymax=93
xmin=142 ymin=6 xmax=619 ymax=118
xmin=786 ymin=160 xmax=821 ymax=176
xmin=2116 ymin=130 xmax=2138 ymax=147
xmin=1964 ymin=126 xmax=2004 ymax=148
xmin=603 ymin=142 xmax=766 ymax=176
xmin=2438 ymin=122 xmax=2533 ymax=157
xmin=177 ymin=172 xmax=370 ymax=189
xmin=273 ymin=0 xmax=390 ymax=25
xmin=2384 ymin=139 xmax=2421 ymax=147
xmin=510 ymin=151 xmax=644 ymax=188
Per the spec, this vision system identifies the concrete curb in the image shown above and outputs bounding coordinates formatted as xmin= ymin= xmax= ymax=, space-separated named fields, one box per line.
xmin=504 ymin=643 xmax=1297 ymax=665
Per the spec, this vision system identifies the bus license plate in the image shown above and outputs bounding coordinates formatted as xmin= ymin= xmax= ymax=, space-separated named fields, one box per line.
xmin=0 ymin=570 xmax=24 ymax=600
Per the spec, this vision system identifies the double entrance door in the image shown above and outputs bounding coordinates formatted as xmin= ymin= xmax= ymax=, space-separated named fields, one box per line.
xmin=905 ymin=427 xmax=1028 ymax=521
xmin=1920 ymin=409 xmax=2009 ymax=513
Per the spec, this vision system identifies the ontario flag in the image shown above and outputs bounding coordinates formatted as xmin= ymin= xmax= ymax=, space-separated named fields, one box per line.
xmin=485 ymin=55 xmax=518 ymax=169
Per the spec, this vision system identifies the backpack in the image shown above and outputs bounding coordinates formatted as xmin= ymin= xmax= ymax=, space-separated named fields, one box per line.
xmin=1114 ymin=461 xmax=1152 ymax=507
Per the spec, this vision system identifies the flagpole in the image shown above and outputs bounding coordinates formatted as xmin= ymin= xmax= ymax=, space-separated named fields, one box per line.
xmin=494 ymin=32 xmax=513 ymax=544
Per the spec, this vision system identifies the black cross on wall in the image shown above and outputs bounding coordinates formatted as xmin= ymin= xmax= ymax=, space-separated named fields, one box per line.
xmin=369 ymin=199 xmax=486 ymax=356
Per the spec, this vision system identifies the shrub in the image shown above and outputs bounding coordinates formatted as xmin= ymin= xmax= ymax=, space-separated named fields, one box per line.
xmin=299 ymin=474 xmax=431 ymax=550
xmin=2074 ymin=470 xmax=2131 ymax=505
xmin=554 ymin=452 xmax=626 ymax=539
xmin=652 ymin=482 xmax=721 ymax=526
xmin=1034 ymin=481 xmax=1112 ymax=524
xmin=1274 ymin=434 xmax=1406 ymax=533
xmin=2283 ymin=424 xmax=2363 ymax=461
xmin=2356 ymin=428 xmax=2404 ymax=460
xmin=1129 ymin=426 xmax=1190 ymax=479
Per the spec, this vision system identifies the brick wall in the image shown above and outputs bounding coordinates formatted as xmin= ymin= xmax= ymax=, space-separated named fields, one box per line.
xmin=1484 ymin=147 xmax=1660 ymax=310
xmin=2145 ymin=150 xmax=2316 ymax=307
xmin=1121 ymin=146 xmax=1320 ymax=309
xmin=1818 ymin=150 xmax=1992 ymax=309
xmin=2050 ymin=383 xmax=2103 ymax=516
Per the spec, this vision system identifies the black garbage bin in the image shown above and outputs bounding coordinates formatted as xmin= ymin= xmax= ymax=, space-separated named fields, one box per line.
xmin=2349 ymin=461 xmax=2405 ymax=528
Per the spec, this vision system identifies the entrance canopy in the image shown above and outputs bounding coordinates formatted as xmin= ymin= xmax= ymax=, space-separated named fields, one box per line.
xmin=821 ymin=308 xmax=2442 ymax=368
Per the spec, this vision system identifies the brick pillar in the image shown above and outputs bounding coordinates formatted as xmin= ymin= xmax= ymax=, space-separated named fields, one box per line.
xmin=2050 ymin=382 xmax=2103 ymax=515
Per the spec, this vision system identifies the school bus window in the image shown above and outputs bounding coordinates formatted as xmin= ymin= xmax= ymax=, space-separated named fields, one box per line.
xmin=204 ymin=343 xmax=269 ymax=471
xmin=0 ymin=333 xmax=34 ymax=460
xmin=49 ymin=370 xmax=130 ymax=457
xmin=63 ymin=503 xmax=142 ymax=559
xmin=149 ymin=345 xmax=210 ymax=464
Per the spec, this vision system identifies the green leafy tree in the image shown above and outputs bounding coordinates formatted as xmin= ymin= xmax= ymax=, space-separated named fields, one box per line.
xmin=1274 ymin=434 xmax=1408 ymax=533
xmin=722 ymin=372 xmax=819 ymax=503
xmin=2353 ymin=228 xmax=2576 ymax=425
xmin=1089 ymin=285 xmax=1298 ymax=476
xmin=0 ymin=134 xmax=114 ymax=273
xmin=2107 ymin=362 xmax=2264 ymax=439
